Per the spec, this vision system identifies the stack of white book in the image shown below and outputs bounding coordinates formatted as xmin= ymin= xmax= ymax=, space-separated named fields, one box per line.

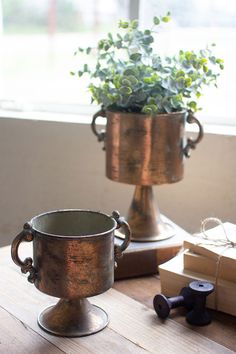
xmin=159 ymin=222 xmax=236 ymax=316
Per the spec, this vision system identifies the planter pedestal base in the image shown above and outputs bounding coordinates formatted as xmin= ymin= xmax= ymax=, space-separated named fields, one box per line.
xmin=114 ymin=215 xmax=189 ymax=280
xmin=116 ymin=185 xmax=175 ymax=242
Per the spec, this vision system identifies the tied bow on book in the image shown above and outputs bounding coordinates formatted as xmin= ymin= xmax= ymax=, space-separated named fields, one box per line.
xmin=159 ymin=218 xmax=236 ymax=317
xmin=199 ymin=217 xmax=236 ymax=248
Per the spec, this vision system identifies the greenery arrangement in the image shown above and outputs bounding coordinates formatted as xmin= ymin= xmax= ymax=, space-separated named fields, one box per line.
xmin=72 ymin=13 xmax=224 ymax=115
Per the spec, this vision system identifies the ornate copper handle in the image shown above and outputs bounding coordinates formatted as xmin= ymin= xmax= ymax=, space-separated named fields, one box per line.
xmin=11 ymin=222 xmax=37 ymax=283
xmin=183 ymin=112 xmax=204 ymax=158
xmin=91 ymin=109 xmax=107 ymax=150
xmin=112 ymin=211 xmax=131 ymax=262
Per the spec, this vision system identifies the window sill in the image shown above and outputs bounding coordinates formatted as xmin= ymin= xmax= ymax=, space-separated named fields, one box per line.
xmin=0 ymin=109 xmax=236 ymax=137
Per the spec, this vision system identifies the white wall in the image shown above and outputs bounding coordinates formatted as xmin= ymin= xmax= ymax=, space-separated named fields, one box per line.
xmin=0 ymin=116 xmax=236 ymax=246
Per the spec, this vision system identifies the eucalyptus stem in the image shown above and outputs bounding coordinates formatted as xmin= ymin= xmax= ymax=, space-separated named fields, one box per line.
xmin=72 ymin=13 xmax=224 ymax=115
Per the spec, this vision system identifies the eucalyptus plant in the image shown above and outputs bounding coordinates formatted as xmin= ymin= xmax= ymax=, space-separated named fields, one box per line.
xmin=72 ymin=13 xmax=224 ymax=115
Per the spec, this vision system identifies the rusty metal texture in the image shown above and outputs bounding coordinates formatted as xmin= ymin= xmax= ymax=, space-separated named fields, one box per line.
xmin=124 ymin=185 xmax=175 ymax=242
xmin=11 ymin=209 xmax=131 ymax=336
xmin=91 ymin=110 xmax=203 ymax=242
xmin=92 ymin=110 xmax=203 ymax=186
xmin=106 ymin=110 xmax=184 ymax=185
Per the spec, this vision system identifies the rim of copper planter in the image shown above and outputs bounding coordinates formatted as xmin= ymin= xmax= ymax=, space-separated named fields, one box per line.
xmin=30 ymin=209 xmax=117 ymax=239
xmin=106 ymin=109 xmax=188 ymax=118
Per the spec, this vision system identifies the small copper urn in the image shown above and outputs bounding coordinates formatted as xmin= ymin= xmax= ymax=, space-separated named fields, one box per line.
xmin=92 ymin=110 xmax=203 ymax=241
xmin=11 ymin=209 xmax=131 ymax=337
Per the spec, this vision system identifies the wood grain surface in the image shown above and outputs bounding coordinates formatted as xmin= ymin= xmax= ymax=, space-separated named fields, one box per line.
xmin=1 ymin=244 xmax=235 ymax=353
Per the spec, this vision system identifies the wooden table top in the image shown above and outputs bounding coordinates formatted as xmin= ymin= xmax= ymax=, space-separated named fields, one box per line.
xmin=1 ymin=244 xmax=236 ymax=354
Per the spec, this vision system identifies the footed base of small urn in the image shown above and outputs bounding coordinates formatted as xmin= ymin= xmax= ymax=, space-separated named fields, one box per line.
xmin=38 ymin=298 xmax=109 ymax=337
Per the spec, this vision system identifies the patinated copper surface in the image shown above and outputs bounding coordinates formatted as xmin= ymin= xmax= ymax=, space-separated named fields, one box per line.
xmin=11 ymin=209 xmax=131 ymax=336
xmin=38 ymin=298 xmax=108 ymax=337
xmin=106 ymin=110 xmax=185 ymax=185
xmin=91 ymin=110 xmax=203 ymax=242
xmin=124 ymin=185 xmax=174 ymax=241
xmin=92 ymin=110 xmax=203 ymax=186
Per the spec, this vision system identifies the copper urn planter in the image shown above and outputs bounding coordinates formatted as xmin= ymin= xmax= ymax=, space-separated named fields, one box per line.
xmin=11 ymin=209 xmax=131 ymax=337
xmin=92 ymin=110 xmax=203 ymax=242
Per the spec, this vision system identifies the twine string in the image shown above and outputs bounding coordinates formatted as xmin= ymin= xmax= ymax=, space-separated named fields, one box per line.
xmin=195 ymin=217 xmax=236 ymax=310
xmin=200 ymin=217 xmax=236 ymax=248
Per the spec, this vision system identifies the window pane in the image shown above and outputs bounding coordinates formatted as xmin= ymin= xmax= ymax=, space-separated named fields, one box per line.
xmin=0 ymin=0 xmax=235 ymax=126
xmin=0 ymin=0 xmax=128 ymax=113
xmin=139 ymin=0 xmax=236 ymax=125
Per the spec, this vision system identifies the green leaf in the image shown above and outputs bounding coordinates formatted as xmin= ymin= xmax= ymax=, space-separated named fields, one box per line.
xmin=185 ymin=51 xmax=193 ymax=61
xmin=176 ymin=70 xmax=185 ymax=78
xmin=108 ymin=32 xmax=113 ymax=40
xmin=170 ymin=96 xmax=182 ymax=109
xmin=142 ymin=106 xmax=152 ymax=114
xmin=200 ymin=58 xmax=208 ymax=65
xmin=118 ymin=20 xmax=129 ymax=29
xmin=143 ymin=77 xmax=152 ymax=84
xmin=142 ymin=104 xmax=158 ymax=114
xmin=176 ymin=77 xmax=185 ymax=89
xmin=162 ymin=100 xmax=173 ymax=113
xmin=113 ymin=76 xmax=121 ymax=88
xmin=189 ymin=72 xmax=198 ymax=81
xmin=120 ymin=86 xmax=132 ymax=95
xmin=100 ymin=53 xmax=107 ymax=59
xmin=147 ymin=97 xmax=156 ymax=105
xmin=153 ymin=17 xmax=160 ymax=25
xmin=142 ymin=35 xmax=154 ymax=45
xmin=162 ymin=16 xmax=170 ymax=23
xmin=134 ymin=91 xmax=147 ymax=102
xmin=209 ymin=56 xmax=216 ymax=64
xmin=124 ymin=33 xmax=130 ymax=42
xmin=130 ymin=53 xmax=142 ymax=62
xmin=188 ymin=101 xmax=197 ymax=111
xmin=107 ymin=93 xmax=113 ymax=99
xmin=196 ymin=92 xmax=202 ymax=99
xmin=121 ymin=78 xmax=131 ymax=86
xmin=115 ymin=40 xmax=122 ymax=48
xmin=131 ymin=19 xmax=139 ymax=29
xmin=184 ymin=77 xmax=192 ymax=87
xmin=98 ymin=40 xmax=104 ymax=50
xmin=123 ymin=67 xmax=139 ymax=76
xmin=86 ymin=47 xmax=92 ymax=54
xmin=127 ymin=75 xmax=138 ymax=85
xmin=149 ymin=104 xmax=158 ymax=112
xmin=104 ymin=43 xmax=110 ymax=51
